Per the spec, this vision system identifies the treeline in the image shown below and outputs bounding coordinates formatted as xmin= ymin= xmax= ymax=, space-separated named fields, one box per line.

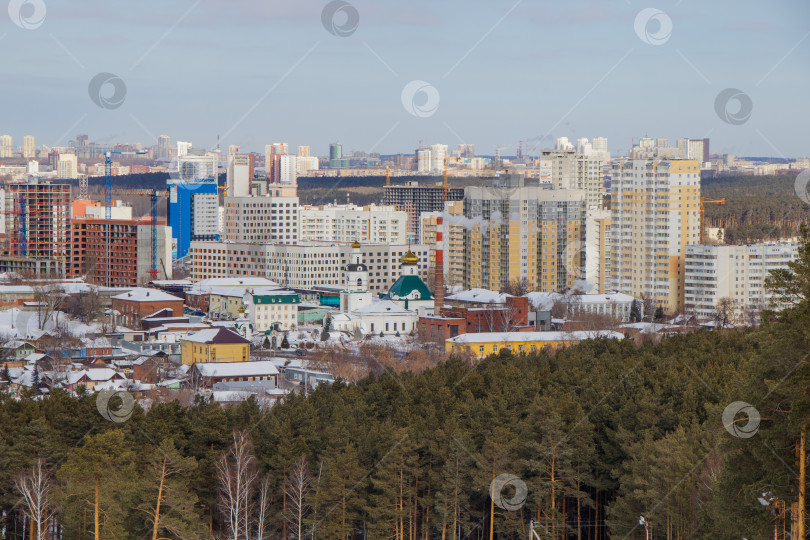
xmin=703 ymin=173 xmax=808 ymax=243
xmin=0 ymin=329 xmax=779 ymax=539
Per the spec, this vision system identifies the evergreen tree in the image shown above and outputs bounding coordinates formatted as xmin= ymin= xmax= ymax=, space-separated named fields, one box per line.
xmin=630 ymin=299 xmax=641 ymax=322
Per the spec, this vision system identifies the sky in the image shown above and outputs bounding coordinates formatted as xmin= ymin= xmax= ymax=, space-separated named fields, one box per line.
xmin=1 ymin=0 xmax=808 ymax=158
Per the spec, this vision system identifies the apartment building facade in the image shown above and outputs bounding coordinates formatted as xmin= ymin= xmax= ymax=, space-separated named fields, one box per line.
xmin=298 ymin=203 xmax=407 ymax=244
xmin=463 ymin=174 xmax=586 ymax=293
xmin=189 ymin=241 xmax=430 ymax=295
xmin=684 ymin=242 xmax=799 ymax=322
xmin=223 ymin=195 xmax=299 ymax=244
xmin=608 ymin=159 xmax=701 ymax=312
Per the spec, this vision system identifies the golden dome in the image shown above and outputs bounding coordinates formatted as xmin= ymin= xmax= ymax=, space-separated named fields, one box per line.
xmin=401 ymin=249 xmax=419 ymax=266
xmin=352 ymin=239 xmax=361 ymax=249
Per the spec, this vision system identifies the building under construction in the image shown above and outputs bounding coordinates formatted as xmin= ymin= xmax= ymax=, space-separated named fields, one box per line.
xmin=382 ymin=182 xmax=464 ymax=237
xmin=0 ymin=182 xmax=71 ymax=276
xmin=67 ymin=216 xmax=172 ymax=287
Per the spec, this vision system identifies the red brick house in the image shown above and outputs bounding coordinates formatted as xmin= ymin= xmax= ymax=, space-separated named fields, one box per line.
xmin=111 ymin=288 xmax=184 ymax=329
xmin=420 ymin=296 xmax=531 ymax=341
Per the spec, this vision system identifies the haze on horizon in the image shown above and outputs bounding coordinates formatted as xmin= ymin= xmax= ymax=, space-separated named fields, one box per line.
xmin=1 ymin=0 xmax=808 ymax=158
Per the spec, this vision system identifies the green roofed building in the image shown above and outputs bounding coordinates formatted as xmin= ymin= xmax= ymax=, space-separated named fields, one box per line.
xmin=243 ymin=288 xmax=300 ymax=333
xmin=381 ymin=249 xmax=435 ymax=315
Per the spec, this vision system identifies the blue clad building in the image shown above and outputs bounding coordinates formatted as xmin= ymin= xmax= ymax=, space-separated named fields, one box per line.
xmin=167 ymin=181 xmax=219 ymax=259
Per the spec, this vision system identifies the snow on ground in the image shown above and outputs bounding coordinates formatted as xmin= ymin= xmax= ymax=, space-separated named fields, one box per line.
xmin=0 ymin=308 xmax=104 ymax=341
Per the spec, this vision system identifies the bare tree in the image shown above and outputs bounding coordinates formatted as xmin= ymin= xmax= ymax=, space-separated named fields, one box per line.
xmin=256 ymin=477 xmax=271 ymax=540
xmin=216 ymin=431 xmax=258 ymax=540
xmin=15 ymin=459 xmax=55 ymax=540
xmin=33 ymin=284 xmax=66 ymax=330
xmin=502 ymin=277 xmax=529 ymax=296
xmin=716 ymin=297 xmax=736 ymax=326
xmin=282 ymin=456 xmax=312 ymax=540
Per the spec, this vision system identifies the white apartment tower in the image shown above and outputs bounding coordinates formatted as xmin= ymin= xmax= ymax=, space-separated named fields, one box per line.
xmin=608 ymin=159 xmax=701 ymax=312
xmin=684 ymin=243 xmax=799 ymax=322
xmin=298 ymin=203 xmax=407 ymax=244
xmin=227 ymin=154 xmax=252 ymax=197
xmin=57 ymin=153 xmax=78 ymax=179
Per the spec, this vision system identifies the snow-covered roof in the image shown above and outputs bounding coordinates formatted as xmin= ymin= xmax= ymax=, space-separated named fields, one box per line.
xmin=112 ymin=288 xmax=183 ymax=302
xmin=446 ymin=330 xmax=624 ymax=344
xmin=212 ymin=390 xmax=256 ymax=402
xmin=194 ymin=360 xmax=280 ymax=378
xmin=151 ymin=280 xmax=192 ymax=286
xmin=446 ymin=288 xmax=512 ymax=304
xmin=189 ymin=277 xmax=278 ymax=293
xmin=182 ymin=327 xmax=249 ymax=344
xmin=65 ymin=368 xmax=125 ymax=385
xmin=351 ymin=300 xmax=414 ymax=315
xmin=525 ymin=291 xmax=639 ymax=311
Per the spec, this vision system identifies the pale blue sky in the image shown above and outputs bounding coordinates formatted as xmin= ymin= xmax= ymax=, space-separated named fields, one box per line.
xmin=1 ymin=0 xmax=808 ymax=158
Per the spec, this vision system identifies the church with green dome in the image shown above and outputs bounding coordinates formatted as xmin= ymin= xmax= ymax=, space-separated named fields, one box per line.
xmin=381 ymin=248 xmax=435 ymax=316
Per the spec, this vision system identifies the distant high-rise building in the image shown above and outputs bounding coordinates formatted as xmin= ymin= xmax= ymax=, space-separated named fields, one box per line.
xmin=228 ymin=144 xmax=240 ymax=156
xmin=297 ymin=145 xmax=310 ymax=157
xmin=278 ymin=155 xmax=297 ymax=184
xmin=556 ymin=137 xmax=573 ymax=151
xmin=608 ymin=159 xmax=701 ymax=312
xmin=296 ymin=156 xmax=319 ymax=176
xmin=158 ymin=135 xmax=171 ymax=160
xmin=22 ymin=136 xmax=35 ymax=159
xmin=329 ymin=143 xmax=343 ymax=168
xmin=265 ymin=143 xmax=289 ymax=181
xmin=178 ymin=153 xmax=218 ymax=182
xmin=57 ymin=153 xmax=78 ymax=179
xmin=0 ymin=135 xmax=12 ymax=158
xmin=176 ymin=141 xmax=192 ymax=158
xmin=227 ymin=154 xmax=252 ymax=197
xmin=540 ymin=149 xmax=606 ymax=210
xmin=383 ymin=182 xmax=465 ymax=236
xmin=464 ymin=173 xmax=586 ymax=292
xmin=168 ymin=182 xmax=219 ymax=259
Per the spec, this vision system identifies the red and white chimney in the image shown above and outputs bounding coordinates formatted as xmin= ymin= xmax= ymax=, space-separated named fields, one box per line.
xmin=434 ymin=217 xmax=444 ymax=312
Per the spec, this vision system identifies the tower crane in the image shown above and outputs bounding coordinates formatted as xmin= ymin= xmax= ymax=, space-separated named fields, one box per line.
xmin=700 ymin=196 xmax=726 ymax=244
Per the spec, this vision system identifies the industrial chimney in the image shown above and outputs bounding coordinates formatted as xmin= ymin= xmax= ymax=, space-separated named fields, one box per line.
xmin=434 ymin=216 xmax=444 ymax=313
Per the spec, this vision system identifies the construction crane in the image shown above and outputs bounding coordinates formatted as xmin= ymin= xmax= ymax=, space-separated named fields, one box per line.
xmin=109 ymin=188 xmax=169 ymax=280
xmin=700 ymin=197 xmax=726 ymax=243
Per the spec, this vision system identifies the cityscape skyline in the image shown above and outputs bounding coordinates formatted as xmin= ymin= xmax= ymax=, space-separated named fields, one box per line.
xmin=1 ymin=0 xmax=808 ymax=157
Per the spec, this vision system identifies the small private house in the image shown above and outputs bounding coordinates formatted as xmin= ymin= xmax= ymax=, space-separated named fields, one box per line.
xmin=111 ymin=288 xmax=185 ymax=328
xmin=62 ymin=368 xmax=127 ymax=392
xmin=180 ymin=327 xmax=251 ymax=365
xmin=243 ymin=288 xmax=300 ymax=333
xmin=445 ymin=330 xmax=624 ymax=359
xmin=188 ymin=360 xmax=279 ymax=388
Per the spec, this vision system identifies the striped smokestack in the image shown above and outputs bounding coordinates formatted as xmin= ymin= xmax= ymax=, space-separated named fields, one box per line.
xmin=434 ymin=217 xmax=444 ymax=311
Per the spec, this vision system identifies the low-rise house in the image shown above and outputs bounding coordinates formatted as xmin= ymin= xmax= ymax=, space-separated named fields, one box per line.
xmin=132 ymin=351 xmax=175 ymax=384
xmin=180 ymin=328 xmax=250 ymax=365
xmin=188 ymin=360 xmax=279 ymax=388
xmin=63 ymin=368 xmax=127 ymax=392
xmin=445 ymin=330 xmax=624 ymax=358
xmin=111 ymin=288 xmax=184 ymax=328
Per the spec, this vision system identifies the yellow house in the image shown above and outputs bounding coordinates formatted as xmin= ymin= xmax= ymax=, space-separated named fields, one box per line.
xmin=208 ymin=290 xmax=247 ymax=320
xmin=445 ymin=330 xmax=624 ymax=359
xmin=181 ymin=327 xmax=251 ymax=365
